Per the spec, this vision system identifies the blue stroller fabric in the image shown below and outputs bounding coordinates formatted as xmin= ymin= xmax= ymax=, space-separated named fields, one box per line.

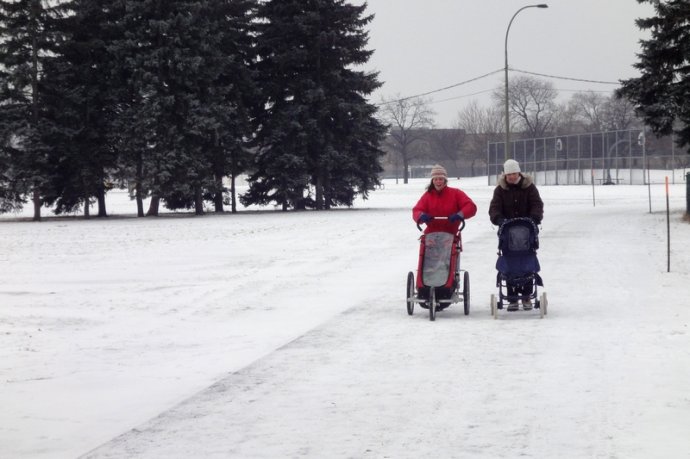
xmin=496 ymin=218 xmax=543 ymax=286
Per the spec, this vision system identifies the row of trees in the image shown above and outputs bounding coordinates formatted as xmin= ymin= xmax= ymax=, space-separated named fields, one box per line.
xmin=380 ymin=0 xmax=690 ymax=185
xmin=0 ymin=0 xmax=386 ymax=220
xmin=378 ymin=75 xmax=642 ymax=183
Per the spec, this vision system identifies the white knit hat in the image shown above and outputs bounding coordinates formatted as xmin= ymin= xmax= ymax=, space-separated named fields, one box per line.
xmin=503 ymin=159 xmax=521 ymax=174
xmin=430 ymin=164 xmax=448 ymax=179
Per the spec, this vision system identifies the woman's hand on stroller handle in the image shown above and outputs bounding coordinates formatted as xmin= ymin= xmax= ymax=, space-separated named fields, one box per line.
xmin=417 ymin=213 xmax=432 ymax=224
xmin=416 ymin=215 xmax=465 ymax=233
xmin=418 ymin=214 xmax=449 ymax=223
xmin=448 ymin=211 xmax=464 ymax=223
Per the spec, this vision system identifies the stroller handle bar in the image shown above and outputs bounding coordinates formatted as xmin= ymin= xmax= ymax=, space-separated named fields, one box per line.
xmin=416 ymin=216 xmax=466 ymax=233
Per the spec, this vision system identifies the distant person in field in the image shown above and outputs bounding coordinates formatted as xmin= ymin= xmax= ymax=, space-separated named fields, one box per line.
xmin=412 ymin=164 xmax=477 ymax=234
xmin=489 ymin=158 xmax=544 ymax=311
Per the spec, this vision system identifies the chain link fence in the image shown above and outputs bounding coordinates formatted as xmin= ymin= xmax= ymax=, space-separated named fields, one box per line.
xmin=487 ymin=129 xmax=689 ymax=186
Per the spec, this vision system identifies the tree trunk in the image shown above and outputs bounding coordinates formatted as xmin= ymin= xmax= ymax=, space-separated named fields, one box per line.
xmin=32 ymin=188 xmax=41 ymax=221
xmin=213 ymin=172 xmax=224 ymax=212
xmin=323 ymin=172 xmax=330 ymax=210
xmin=96 ymin=184 xmax=107 ymax=217
xmin=84 ymin=194 xmax=90 ymax=218
xmin=194 ymin=185 xmax=204 ymax=215
xmin=136 ymin=153 xmax=144 ymax=217
xmin=136 ymin=192 xmax=144 ymax=217
xmin=146 ymin=195 xmax=160 ymax=216
xmin=315 ymin=172 xmax=324 ymax=210
xmin=402 ymin=153 xmax=410 ymax=184
xmin=230 ymin=173 xmax=237 ymax=213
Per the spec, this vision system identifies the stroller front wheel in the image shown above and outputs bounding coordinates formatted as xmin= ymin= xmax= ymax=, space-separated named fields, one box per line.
xmin=463 ymin=271 xmax=470 ymax=315
xmin=540 ymin=292 xmax=548 ymax=316
xmin=429 ymin=288 xmax=436 ymax=321
xmin=406 ymin=272 xmax=415 ymax=316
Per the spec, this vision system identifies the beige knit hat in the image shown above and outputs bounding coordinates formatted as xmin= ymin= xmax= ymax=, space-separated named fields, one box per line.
xmin=430 ymin=164 xmax=448 ymax=180
xmin=503 ymin=159 xmax=521 ymax=174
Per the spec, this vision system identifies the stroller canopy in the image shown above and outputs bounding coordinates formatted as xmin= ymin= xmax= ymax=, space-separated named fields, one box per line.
xmin=498 ymin=218 xmax=539 ymax=254
xmin=496 ymin=218 xmax=540 ymax=278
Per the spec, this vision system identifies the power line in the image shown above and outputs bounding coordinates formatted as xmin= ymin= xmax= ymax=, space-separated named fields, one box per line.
xmin=376 ymin=68 xmax=503 ymax=106
xmin=510 ymin=68 xmax=620 ymax=85
xmin=431 ymin=88 xmax=496 ymax=104
xmin=375 ymin=67 xmax=621 ymax=108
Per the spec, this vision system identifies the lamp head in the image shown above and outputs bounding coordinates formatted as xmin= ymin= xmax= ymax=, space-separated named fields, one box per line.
xmin=537 ymin=4 xmax=548 ymax=7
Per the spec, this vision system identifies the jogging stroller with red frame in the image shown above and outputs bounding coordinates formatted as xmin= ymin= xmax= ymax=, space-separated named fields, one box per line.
xmin=490 ymin=217 xmax=548 ymax=318
xmin=406 ymin=217 xmax=470 ymax=321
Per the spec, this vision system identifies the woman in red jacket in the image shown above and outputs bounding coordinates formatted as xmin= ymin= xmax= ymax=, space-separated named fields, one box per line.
xmin=412 ymin=164 xmax=477 ymax=233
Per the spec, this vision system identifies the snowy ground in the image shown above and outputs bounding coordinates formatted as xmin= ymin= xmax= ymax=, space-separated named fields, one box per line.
xmin=1 ymin=176 xmax=689 ymax=458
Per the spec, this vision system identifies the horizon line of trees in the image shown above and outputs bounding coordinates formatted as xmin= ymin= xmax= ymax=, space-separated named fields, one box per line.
xmin=379 ymin=0 xmax=690 ymax=186
xmin=0 ymin=0 xmax=386 ymax=221
xmin=378 ymin=77 xmax=652 ymax=183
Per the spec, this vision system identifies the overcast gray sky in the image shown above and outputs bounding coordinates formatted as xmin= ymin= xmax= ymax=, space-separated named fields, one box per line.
xmin=358 ymin=0 xmax=657 ymax=128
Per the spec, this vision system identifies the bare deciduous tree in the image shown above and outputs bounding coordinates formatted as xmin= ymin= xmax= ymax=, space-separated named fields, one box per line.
xmin=603 ymin=95 xmax=639 ymax=130
xmin=561 ymin=91 xmax=640 ymax=133
xmin=455 ymin=101 xmax=503 ymax=175
xmin=424 ymin=129 xmax=466 ymax=177
xmin=494 ymin=75 xmax=558 ymax=139
xmin=570 ymin=91 xmax=608 ymax=131
xmin=551 ymin=100 xmax=587 ymax=135
xmin=377 ymin=94 xmax=435 ymax=183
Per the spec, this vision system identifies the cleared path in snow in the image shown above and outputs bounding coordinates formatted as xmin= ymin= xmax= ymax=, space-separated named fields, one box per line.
xmin=82 ymin=185 xmax=690 ymax=459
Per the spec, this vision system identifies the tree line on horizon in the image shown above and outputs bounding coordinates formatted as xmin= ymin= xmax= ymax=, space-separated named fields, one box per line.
xmin=378 ymin=0 xmax=690 ymax=184
xmin=0 ymin=0 xmax=386 ymax=221
xmin=378 ymin=77 xmax=645 ymax=184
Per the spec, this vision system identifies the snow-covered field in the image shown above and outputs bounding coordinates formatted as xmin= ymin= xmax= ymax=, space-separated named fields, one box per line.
xmin=2 ymin=176 xmax=689 ymax=458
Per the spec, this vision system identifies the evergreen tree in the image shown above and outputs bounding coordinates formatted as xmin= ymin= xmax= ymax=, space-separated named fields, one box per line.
xmin=0 ymin=0 xmax=60 ymax=220
xmin=245 ymin=0 xmax=385 ymax=210
xmin=42 ymin=0 xmax=120 ymax=217
xmin=109 ymin=0 xmax=204 ymax=216
xmin=0 ymin=130 xmax=24 ymax=213
xmin=618 ymin=0 xmax=690 ymax=153
xmin=195 ymin=0 xmax=258 ymax=214
xmin=110 ymin=0 xmax=258 ymax=216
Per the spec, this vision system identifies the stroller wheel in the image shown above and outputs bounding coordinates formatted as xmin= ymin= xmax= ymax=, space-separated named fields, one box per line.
xmin=462 ymin=271 xmax=470 ymax=316
xmin=406 ymin=272 xmax=415 ymax=316
xmin=429 ymin=288 xmax=436 ymax=321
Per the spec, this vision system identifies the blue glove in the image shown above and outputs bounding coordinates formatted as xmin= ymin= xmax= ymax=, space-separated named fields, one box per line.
xmin=418 ymin=213 xmax=431 ymax=224
xmin=448 ymin=212 xmax=464 ymax=223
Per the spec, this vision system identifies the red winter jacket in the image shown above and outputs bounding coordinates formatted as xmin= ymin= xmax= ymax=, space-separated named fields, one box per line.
xmin=412 ymin=185 xmax=477 ymax=234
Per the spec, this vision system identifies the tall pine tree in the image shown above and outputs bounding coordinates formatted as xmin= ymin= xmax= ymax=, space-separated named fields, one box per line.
xmin=245 ymin=0 xmax=385 ymax=210
xmin=42 ymin=0 xmax=120 ymax=217
xmin=109 ymin=0 xmax=258 ymax=216
xmin=618 ymin=0 xmax=690 ymax=153
xmin=0 ymin=0 xmax=60 ymax=220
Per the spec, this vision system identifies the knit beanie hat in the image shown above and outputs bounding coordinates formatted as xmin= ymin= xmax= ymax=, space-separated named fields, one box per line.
xmin=430 ymin=164 xmax=448 ymax=180
xmin=503 ymin=159 xmax=521 ymax=174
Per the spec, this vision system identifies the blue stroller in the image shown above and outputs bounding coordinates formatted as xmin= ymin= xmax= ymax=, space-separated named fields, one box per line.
xmin=490 ymin=217 xmax=548 ymax=318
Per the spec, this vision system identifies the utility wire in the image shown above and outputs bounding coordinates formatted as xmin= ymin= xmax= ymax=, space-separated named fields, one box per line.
xmin=376 ymin=68 xmax=503 ymax=106
xmin=511 ymin=68 xmax=620 ymax=85
xmin=431 ymin=88 xmax=496 ymax=104
xmin=376 ymin=68 xmax=621 ymax=107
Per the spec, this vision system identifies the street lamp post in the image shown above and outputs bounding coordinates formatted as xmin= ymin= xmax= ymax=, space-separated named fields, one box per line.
xmin=504 ymin=4 xmax=548 ymax=161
